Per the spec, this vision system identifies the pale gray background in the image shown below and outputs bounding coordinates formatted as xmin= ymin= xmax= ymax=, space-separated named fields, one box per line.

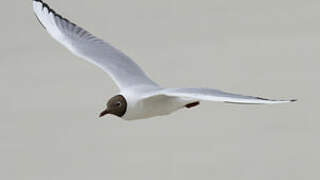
xmin=0 ymin=0 xmax=319 ymax=179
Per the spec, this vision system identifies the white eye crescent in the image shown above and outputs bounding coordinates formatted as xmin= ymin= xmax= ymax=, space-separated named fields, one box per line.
xmin=115 ymin=102 xmax=121 ymax=107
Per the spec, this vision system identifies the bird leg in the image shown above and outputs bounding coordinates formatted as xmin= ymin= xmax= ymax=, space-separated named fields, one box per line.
xmin=185 ymin=101 xmax=200 ymax=108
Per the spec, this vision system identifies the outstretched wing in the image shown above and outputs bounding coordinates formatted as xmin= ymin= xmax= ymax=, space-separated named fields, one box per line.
xmin=147 ymin=88 xmax=296 ymax=104
xmin=33 ymin=0 xmax=158 ymax=90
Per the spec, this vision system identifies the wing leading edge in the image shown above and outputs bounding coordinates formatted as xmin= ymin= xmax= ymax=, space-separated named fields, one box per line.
xmin=147 ymin=88 xmax=296 ymax=104
xmin=33 ymin=0 xmax=158 ymax=90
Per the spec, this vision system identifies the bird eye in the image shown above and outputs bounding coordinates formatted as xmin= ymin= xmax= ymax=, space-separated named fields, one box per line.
xmin=115 ymin=102 xmax=121 ymax=107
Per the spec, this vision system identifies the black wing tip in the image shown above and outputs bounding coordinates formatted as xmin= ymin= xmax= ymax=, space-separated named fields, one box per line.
xmin=257 ymin=97 xmax=298 ymax=103
xmin=33 ymin=0 xmax=77 ymax=27
xmin=34 ymin=0 xmax=56 ymax=14
xmin=34 ymin=14 xmax=46 ymax=30
xmin=256 ymin=97 xmax=271 ymax=101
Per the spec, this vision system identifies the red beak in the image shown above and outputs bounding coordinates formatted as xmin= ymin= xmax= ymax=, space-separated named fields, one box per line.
xmin=99 ymin=108 xmax=109 ymax=118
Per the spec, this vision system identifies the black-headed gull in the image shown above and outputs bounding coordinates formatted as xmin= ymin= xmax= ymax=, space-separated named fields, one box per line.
xmin=33 ymin=0 xmax=296 ymax=120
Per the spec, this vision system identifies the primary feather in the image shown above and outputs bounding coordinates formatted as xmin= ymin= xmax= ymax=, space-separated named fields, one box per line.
xmin=148 ymin=88 xmax=296 ymax=104
xmin=33 ymin=0 xmax=158 ymax=91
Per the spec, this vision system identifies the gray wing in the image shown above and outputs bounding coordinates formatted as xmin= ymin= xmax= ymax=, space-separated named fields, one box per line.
xmin=146 ymin=88 xmax=296 ymax=104
xmin=33 ymin=0 xmax=158 ymax=90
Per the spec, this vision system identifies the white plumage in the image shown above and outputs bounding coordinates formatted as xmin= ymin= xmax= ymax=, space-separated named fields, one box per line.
xmin=33 ymin=0 xmax=295 ymax=120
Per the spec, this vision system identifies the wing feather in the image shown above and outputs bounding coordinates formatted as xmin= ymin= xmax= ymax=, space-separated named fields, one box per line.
xmin=147 ymin=88 xmax=296 ymax=104
xmin=33 ymin=0 xmax=158 ymax=90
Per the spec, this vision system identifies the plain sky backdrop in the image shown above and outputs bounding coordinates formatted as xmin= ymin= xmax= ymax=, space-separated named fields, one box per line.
xmin=0 ymin=0 xmax=319 ymax=179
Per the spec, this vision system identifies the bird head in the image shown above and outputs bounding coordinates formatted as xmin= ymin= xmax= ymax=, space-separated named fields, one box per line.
xmin=99 ymin=95 xmax=127 ymax=118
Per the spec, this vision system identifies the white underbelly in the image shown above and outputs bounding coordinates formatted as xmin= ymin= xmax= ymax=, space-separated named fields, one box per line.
xmin=122 ymin=95 xmax=193 ymax=120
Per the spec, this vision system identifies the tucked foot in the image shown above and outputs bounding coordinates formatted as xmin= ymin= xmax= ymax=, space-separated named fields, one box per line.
xmin=185 ymin=102 xmax=200 ymax=109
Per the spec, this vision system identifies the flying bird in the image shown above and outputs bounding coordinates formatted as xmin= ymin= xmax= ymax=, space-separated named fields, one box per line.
xmin=32 ymin=0 xmax=296 ymax=120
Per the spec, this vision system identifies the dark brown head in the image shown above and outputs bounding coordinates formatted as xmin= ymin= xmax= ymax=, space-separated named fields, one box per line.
xmin=99 ymin=95 xmax=127 ymax=118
